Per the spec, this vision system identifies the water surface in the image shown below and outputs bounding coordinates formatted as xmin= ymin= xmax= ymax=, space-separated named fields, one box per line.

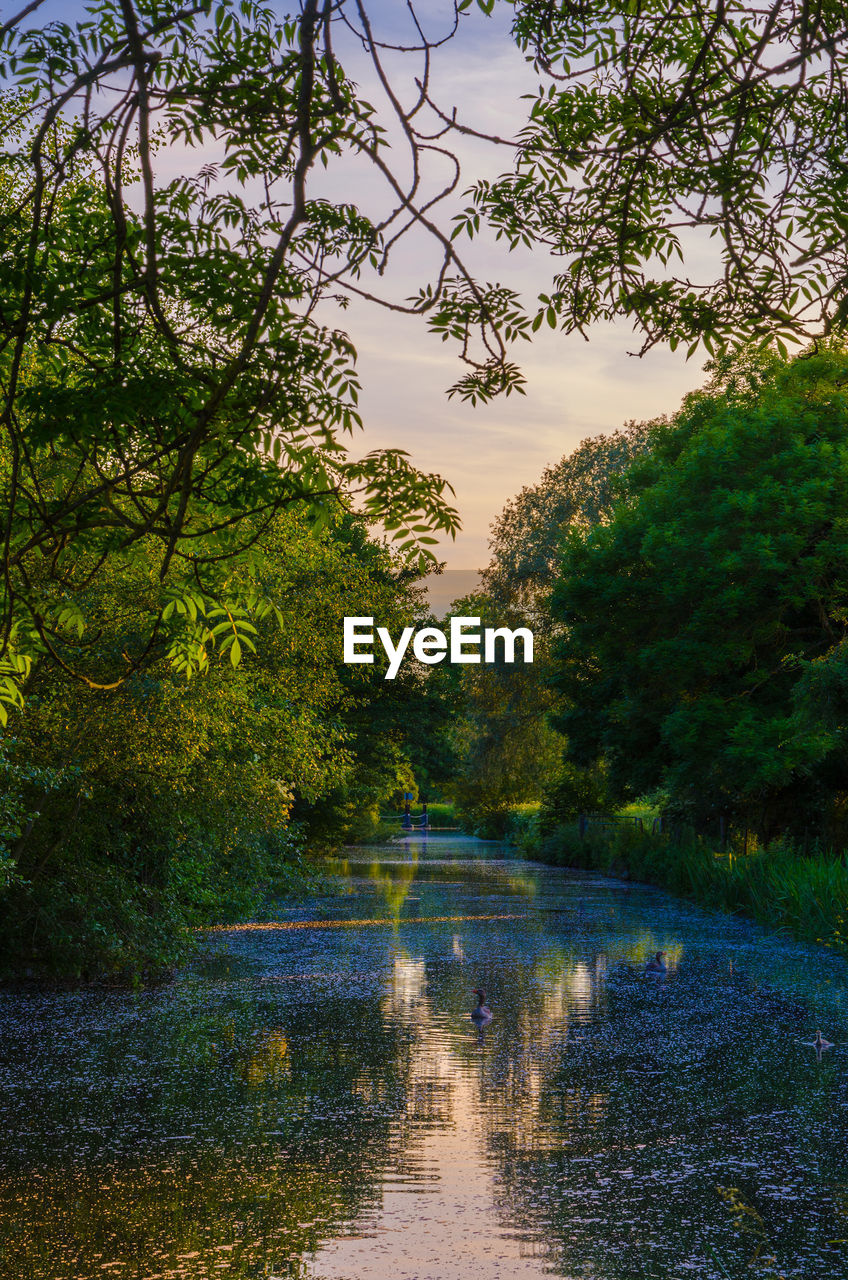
xmin=1 ymin=833 xmax=847 ymax=1279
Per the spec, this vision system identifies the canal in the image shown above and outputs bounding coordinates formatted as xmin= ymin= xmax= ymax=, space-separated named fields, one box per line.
xmin=1 ymin=833 xmax=846 ymax=1279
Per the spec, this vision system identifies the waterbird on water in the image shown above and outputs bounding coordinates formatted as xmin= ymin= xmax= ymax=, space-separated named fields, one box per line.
xmin=800 ymin=1030 xmax=834 ymax=1052
xmin=645 ymin=951 xmax=667 ymax=974
xmin=471 ymin=988 xmax=492 ymax=1023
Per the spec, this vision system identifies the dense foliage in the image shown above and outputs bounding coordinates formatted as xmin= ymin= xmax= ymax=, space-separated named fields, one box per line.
xmin=552 ymin=346 xmax=848 ymax=846
xmin=483 ymin=424 xmax=654 ymax=612
xmin=437 ymin=593 xmax=559 ymax=830
xmin=0 ymin=0 xmax=503 ymax=719
xmin=0 ymin=0 xmax=498 ymax=980
xmin=0 ymin=511 xmax=448 ymax=981
xmin=446 ymin=429 xmax=650 ymax=828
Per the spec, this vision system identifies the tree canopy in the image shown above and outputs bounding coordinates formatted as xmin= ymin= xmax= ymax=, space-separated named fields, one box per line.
xmin=551 ymin=345 xmax=848 ymax=843
xmin=0 ymin=0 xmax=504 ymax=713
xmin=438 ymin=423 xmax=656 ymax=827
xmin=484 ymin=423 xmax=654 ymax=611
xmin=7 ymin=0 xmax=848 ymax=718
xmin=464 ymin=0 xmax=848 ymax=355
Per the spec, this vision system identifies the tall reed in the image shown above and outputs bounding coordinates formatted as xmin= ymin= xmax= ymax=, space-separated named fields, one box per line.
xmin=533 ymin=822 xmax=848 ymax=952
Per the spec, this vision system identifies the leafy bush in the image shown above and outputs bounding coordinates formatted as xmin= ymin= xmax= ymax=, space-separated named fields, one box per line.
xmin=454 ymin=800 xmax=540 ymax=844
xmin=422 ymin=802 xmax=458 ymax=828
xmin=0 ymin=512 xmax=441 ymax=985
xmin=504 ymin=804 xmax=541 ymax=852
xmin=0 ymin=860 xmax=190 ymax=985
xmin=539 ymin=761 xmax=610 ymax=834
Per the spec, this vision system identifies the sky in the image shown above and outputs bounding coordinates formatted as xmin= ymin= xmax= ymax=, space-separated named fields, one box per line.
xmin=305 ymin=1 xmax=707 ymax=571
xmin=18 ymin=0 xmax=709 ymax=572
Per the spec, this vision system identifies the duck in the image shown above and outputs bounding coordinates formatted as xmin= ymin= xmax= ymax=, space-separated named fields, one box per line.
xmin=645 ymin=951 xmax=667 ymax=974
xmin=471 ymin=988 xmax=493 ymax=1023
xmin=798 ymin=1030 xmax=834 ymax=1058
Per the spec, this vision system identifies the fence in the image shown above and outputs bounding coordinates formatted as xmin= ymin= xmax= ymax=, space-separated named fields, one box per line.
xmin=400 ymin=811 xmax=430 ymax=831
xmin=578 ymin=813 xmax=667 ymax=838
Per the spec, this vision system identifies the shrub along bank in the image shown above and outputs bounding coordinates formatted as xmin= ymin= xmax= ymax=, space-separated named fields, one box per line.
xmin=526 ymin=821 xmax=848 ymax=953
xmin=388 ymin=795 xmax=848 ymax=956
xmin=0 ymin=512 xmax=455 ymax=987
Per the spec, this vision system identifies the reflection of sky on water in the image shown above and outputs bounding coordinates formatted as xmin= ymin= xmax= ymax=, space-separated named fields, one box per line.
xmin=385 ymin=953 xmax=428 ymax=1013
xmin=1 ymin=833 xmax=847 ymax=1279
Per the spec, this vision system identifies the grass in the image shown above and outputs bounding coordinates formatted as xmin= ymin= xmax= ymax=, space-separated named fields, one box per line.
xmin=421 ymin=802 xmax=460 ymax=828
xmin=526 ymin=820 xmax=848 ymax=953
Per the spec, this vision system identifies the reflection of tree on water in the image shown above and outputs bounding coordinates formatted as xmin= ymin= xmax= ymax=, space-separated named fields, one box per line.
xmin=307 ymin=940 xmax=610 ymax=1277
xmin=484 ymin=966 xmax=848 ymax=1279
xmin=0 ymin=989 xmax=417 ymax=1279
xmin=365 ymin=854 xmax=419 ymax=923
xmin=3 ymin=847 xmax=847 ymax=1280
xmin=300 ymin=914 xmax=689 ymax=1272
xmin=334 ymin=851 xmax=541 ymax=912
xmin=345 ymin=940 xmax=847 ymax=1280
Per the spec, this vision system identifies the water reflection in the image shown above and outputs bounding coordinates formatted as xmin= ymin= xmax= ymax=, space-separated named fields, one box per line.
xmin=0 ymin=834 xmax=846 ymax=1279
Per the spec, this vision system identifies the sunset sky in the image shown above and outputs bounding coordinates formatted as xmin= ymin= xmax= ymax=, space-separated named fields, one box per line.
xmin=32 ymin=0 xmax=709 ymax=570
xmin=314 ymin=2 xmax=707 ymax=571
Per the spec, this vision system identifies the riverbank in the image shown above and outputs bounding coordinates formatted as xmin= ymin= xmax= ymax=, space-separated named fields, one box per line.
xmin=528 ymin=818 xmax=848 ymax=954
xmin=439 ymin=799 xmax=848 ymax=954
xmin=0 ymin=849 xmax=327 ymax=989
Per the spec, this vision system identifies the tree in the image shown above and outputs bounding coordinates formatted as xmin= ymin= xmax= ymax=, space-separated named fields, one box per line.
xmin=460 ymin=0 xmax=848 ymax=356
xmin=551 ymin=344 xmax=848 ymax=843
xmin=0 ymin=0 xmax=543 ymax=715
xmin=0 ymin=506 xmax=437 ymax=978
xmin=484 ymin=423 xmax=655 ymax=612
xmin=442 ymin=427 xmax=652 ymax=823
xmin=435 ymin=591 xmax=560 ymax=826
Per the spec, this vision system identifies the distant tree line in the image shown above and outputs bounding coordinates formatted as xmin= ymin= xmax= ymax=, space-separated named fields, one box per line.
xmin=451 ymin=344 xmax=848 ymax=855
